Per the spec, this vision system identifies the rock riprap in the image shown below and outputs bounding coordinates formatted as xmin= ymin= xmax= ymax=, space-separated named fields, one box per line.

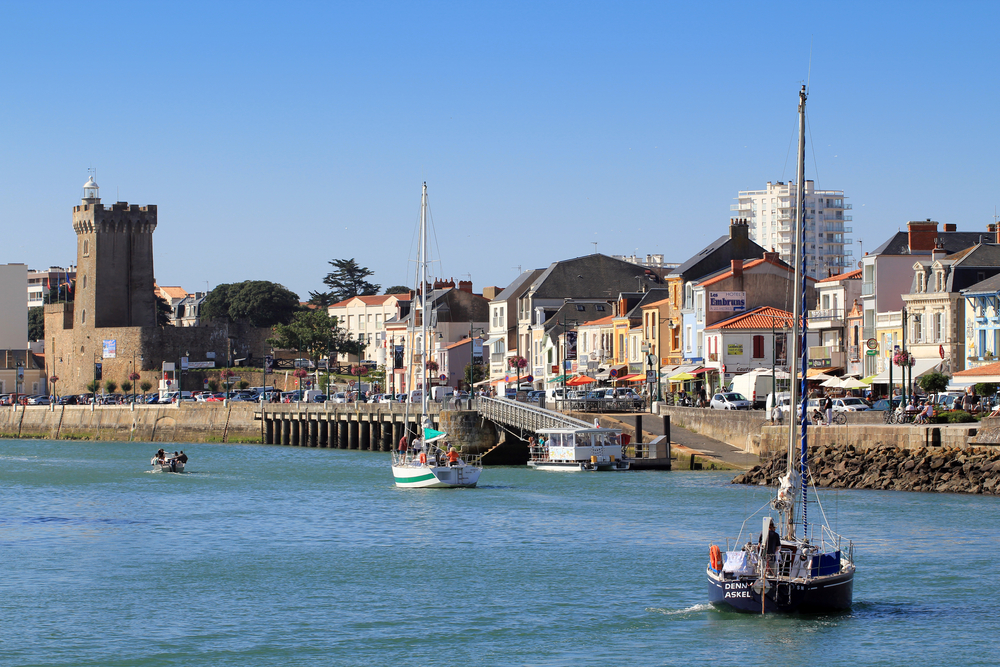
xmin=734 ymin=444 xmax=1000 ymax=495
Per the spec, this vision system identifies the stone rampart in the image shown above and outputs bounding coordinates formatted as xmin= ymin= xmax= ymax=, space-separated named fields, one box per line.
xmin=0 ymin=402 xmax=261 ymax=443
xmin=736 ymin=444 xmax=1000 ymax=495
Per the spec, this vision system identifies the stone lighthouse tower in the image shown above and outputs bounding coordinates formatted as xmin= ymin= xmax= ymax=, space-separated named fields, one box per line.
xmin=72 ymin=175 xmax=158 ymax=328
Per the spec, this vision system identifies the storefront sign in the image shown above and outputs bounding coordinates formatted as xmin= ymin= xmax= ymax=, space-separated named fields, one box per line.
xmin=727 ymin=344 xmax=744 ymax=356
xmin=709 ymin=291 xmax=746 ymax=312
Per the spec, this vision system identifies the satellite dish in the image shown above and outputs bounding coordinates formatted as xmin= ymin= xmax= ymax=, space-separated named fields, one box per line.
xmin=857 ymin=261 xmax=863 ymax=268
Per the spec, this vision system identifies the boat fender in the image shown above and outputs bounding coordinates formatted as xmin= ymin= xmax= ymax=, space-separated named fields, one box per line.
xmin=419 ymin=452 xmax=427 ymax=464
xmin=709 ymin=544 xmax=723 ymax=571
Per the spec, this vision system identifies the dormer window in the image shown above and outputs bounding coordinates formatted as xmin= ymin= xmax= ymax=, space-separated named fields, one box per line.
xmin=917 ymin=272 xmax=925 ymax=292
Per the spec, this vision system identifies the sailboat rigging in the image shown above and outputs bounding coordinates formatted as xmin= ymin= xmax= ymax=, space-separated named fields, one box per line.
xmin=706 ymin=86 xmax=856 ymax=613
xmin=390 ymin=183 xmax=483 ymax=489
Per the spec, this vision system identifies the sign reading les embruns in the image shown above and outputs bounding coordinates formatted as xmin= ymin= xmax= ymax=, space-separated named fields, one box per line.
xmin=708 ymin=291 xmax=746 ymax=312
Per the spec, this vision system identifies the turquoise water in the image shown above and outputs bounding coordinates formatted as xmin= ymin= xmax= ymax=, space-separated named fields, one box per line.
xmin=1 ymin=439 xmax=997 ymax=666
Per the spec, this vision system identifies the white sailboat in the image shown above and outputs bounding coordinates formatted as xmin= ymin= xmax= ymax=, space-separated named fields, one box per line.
xmin=391 ymin=183 xmax=483 ymax=489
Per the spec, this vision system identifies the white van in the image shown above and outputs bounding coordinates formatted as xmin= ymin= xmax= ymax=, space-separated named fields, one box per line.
xmin=729 ymin=371 xmax=776 ymax=409
xmin=408 ymin=390 xmax=424 ymax=404
xmin=545 ymin=387 xmax=568 ymax=401
xmin=431 ymin=386 xmax=455 ymax=402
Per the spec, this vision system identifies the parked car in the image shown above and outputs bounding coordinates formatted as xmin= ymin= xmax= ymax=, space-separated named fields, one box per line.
xmin=526 ymin=390 xmax=545 ymax=402
xmin=833 ymin=397 xmax=870 ymax=412
xmin=710 ymin=392 xmax=752 ymax=410
xmin=331 ymin=392 xmax=348 ymax=403
xmin=57 ymin=395 xmax=79 ymax=405
xmin=27 ymin=395 xmax=50 ymax=405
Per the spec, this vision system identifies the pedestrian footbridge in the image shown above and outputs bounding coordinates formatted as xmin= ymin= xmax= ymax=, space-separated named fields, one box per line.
xmin=476 ymin=397 xmax=591 ymax=434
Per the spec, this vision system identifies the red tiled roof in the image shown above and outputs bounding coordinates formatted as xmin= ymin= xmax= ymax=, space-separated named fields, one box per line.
xmin=816 ymin=269 xmax=862 ymax=283
xmin=581 ymin=315 xmax=615 ymax=327
xmin=705 ymin=306 xmax=795 ymax=330
xmin=698 ymin=257 xmax=815 ymax=288
xmin=156 ymin=285 xmax=188 ymax=300
xmin=954 ymin=361 xmax=1000 ymax=377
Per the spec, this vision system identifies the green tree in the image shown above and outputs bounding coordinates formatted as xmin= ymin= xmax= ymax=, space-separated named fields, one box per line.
xmin=104 ymin=380 xmax=118 ymax=394
xmin=207 ymin=379 xmax=220 ymax=393
xmin=268 ymin=309 xmax=362 ymax=367
xmin=975 ymin=383 xmax=998 ymax=396
xmin=238 ymin=380 xmax=250 ymax=390
xmin=120 ymin=380 xmax=133 ymax=394
xmin=28 ymin=307 xmax=44 ymax=341
xmin=464 ymin=362 xmax=488 ymax=388
xmin=140 ymin=380 xmax=153 ymax=395
xmin=86 ymin=380 xmax=99 ymax=396
xmin=917 ymin=371 xmax=950 ymax=394
xmin=203 ymin=281 xmax=300 ymax=327
xmin=384 ymin=285 xmax=410 ymax=295
xmin=156 ymin=295 xmax=173 ymax=326
xmin=309 ymin=258 xmax=379 ymax=306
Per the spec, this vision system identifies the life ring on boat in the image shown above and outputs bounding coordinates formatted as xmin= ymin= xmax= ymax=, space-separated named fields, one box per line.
xmin=709 ymin=544 xmax=723 ymax=571
xmin=419 ymin=452 xmax=427 ymax=464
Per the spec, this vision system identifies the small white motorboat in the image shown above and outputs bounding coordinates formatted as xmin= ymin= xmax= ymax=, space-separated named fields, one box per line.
xmin=150 ymin=456 xmax=185 ymax=473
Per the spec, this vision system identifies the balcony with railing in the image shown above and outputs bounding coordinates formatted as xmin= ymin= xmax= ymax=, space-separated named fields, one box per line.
xmin=862 ymin=282 xmax=875 ymax=296
xmin=876 ymin=310 xmax=902 ymax=327
xmin=807 ymin=308 xmax=845 ymax=329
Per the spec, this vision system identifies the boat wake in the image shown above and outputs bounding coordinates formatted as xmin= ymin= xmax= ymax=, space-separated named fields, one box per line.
xmin=648 ymin=603 xmax=714 ymax=617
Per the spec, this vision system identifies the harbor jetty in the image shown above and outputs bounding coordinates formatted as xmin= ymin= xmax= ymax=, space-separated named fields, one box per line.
xmin=736 ymin=444 xmax=1000 ymax=495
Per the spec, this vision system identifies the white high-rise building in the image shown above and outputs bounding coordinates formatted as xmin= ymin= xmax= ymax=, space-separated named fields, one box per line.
xmin=734 ymin=180 xmax=853 ymax=279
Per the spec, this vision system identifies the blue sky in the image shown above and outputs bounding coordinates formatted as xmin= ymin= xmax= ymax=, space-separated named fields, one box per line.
xmin=2 ymin=1 xmax=998 ymax=299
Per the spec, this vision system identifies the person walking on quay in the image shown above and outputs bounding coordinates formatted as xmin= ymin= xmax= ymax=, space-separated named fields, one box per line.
xmin=823 ymin=395 xmax=833 ymax=426
xmin=698 ymin=386 xmax=707 ymax=408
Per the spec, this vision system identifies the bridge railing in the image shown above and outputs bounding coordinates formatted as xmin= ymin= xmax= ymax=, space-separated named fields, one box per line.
xmin=476 ymin=396 xmax=591 ymax=432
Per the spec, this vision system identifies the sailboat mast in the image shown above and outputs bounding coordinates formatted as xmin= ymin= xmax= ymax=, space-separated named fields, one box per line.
xmin=420 ymin=182 xmax=430 ymax=423
xmin=786 ymin=84 xmax=807 ymax=540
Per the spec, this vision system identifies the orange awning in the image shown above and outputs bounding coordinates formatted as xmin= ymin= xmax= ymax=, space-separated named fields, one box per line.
xmin=617 ymin=373 xmax=645 ymax=382
xmin=567 ymin=375 xmax=597 ymax=386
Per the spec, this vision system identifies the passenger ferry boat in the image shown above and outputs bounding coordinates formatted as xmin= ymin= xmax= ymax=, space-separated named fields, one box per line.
xmin=528 ymin=426 xmax=629 ymax=471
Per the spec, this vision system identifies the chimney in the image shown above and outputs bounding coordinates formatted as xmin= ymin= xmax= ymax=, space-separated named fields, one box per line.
xmin=989 ymin=224 xmax=1000 ymax=244
xmin=907 ymin=219 xmax=939 ymax=253
xmin=731 ymin=259 xmax=743 ymax=278
xmin=729 ymin=217 xmax=749 ymax=241
xmin=931 ymin=238 xmax=947 ymax=261
xmin=763 ymin=251 xmax=779 ymax=263
xmin=943 ymin=223 xmax=957 ymax=232
xmin=458 ymin=280 xmax=473 ymax=293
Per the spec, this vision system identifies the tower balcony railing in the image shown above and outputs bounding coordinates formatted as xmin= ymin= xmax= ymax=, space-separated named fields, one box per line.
xmin=862 ymin=282 xmax=875 ymax=296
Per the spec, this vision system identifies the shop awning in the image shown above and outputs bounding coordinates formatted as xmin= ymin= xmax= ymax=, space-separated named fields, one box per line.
xmin=669 ymin=372 xmax=697 ymax=382
xmin=617 ymin=373 xmax=646 ymax=382
xmin=869 ymin=359 xmax=944 ymax=385
xmin=566 ymin=375 xmax=597 ymax=386
xmin=547 ymin=374 xmax=571 ymax=383
xmin=692 ymin=367 xmax=711 ymax=375
xmin=662 ymin=364 xmax=697 ymax=378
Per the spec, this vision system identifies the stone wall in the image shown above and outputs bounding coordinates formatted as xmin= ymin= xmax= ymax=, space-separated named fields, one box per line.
xmin=0 ymin=402 xmax=261 ymax=443
xmin=736 ymin=444 xmax=1000 ymax=495
xmin=656 ymin=406 xmax=768 ymax=450
xmin=758 ymin=424 xmax=978 ymax=454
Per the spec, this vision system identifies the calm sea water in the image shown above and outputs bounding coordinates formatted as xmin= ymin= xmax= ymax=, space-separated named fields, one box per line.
xmin=1 ymin=439 xmax=996 ymax=666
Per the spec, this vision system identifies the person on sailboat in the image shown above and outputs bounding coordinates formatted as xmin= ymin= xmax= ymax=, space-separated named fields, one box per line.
xmin=447 ymin=447 xmax=459 ymax=467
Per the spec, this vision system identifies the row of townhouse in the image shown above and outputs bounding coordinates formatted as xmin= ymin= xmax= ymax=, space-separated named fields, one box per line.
xmin=805 ymin=219 xmax=1000 ymax=393
xmin=327 ymin=278 xmax=490 ymax=394
xmin=483 ymin=219 xmax=824 ymax=396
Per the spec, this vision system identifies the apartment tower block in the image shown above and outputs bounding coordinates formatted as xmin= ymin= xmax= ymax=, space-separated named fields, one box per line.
xmin=734 ymin=180 xmax=852 ymax=279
